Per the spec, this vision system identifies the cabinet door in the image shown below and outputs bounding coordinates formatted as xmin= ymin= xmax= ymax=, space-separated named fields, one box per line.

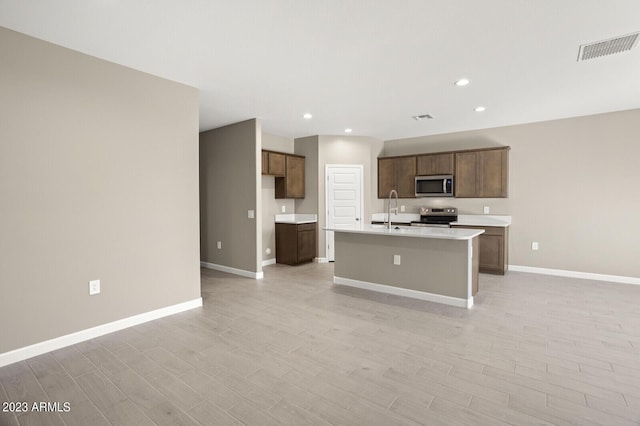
xmin=433 ymin=153 xmax=454 ymax=175
xmin=454 ymin=152 xmax=478 ymax=197
xmin=478 ymin=234 xmax=504 ymax=273
xmin=285 ymin=155 xmax=305 ymax=198
xmin=297 ymin=225 xmax=316 ymax=262
xmin=417 ymin=153 xmax=453 ymax=176
xmin=261 ymin=151 xmax=268 ymax=175
xmin=275 ymin=223 xmax=297 ymax=265
xmin=268 ymin=152 xmax=286 ymax=176
xmin=416 ymin=155 xmax=435 ymax=176
xmin=378 ymin=158 xmax=395 ymax=198
xmin=395 ymin=156 xmax=416 ymax=198
xmin=478 ymin=149 xmax=508 ymax=197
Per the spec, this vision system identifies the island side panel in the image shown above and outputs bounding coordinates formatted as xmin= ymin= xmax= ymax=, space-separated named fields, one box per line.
xmin=334 ymin=232 xmax=470 ymax=299
xmin=472 ymin=236 xmax=479 ymax=296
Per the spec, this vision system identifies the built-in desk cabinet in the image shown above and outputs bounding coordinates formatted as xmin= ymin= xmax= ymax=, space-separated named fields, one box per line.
xmin=276 ymin=222 xmax=316 ymax=265
xmin=451 ymin=224 xmax=508 ymax=274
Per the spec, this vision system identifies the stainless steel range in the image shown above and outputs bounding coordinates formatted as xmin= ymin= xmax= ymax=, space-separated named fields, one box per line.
xmin=411 ymin=207 xmax=458 ymax=228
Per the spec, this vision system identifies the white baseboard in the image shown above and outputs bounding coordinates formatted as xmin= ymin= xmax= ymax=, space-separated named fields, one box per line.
xmin=201 ymin=261 xmax=264 ymax=279
xmin=509 ymin=265 xmax=640 ymax=286
xmin=315 ymin=257 xmax=329 ymax=263
xmin=0 ymin=298 xmax=203 ymax=368
xmin=334 ymin=276 xmax=472 ymax=309
xmin=262 ymin=258 xmax=276 ymax=267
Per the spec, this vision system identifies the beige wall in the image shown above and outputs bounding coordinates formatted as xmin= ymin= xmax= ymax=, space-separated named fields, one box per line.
xmin=200 ymin=119 xmax=261 ymax=274
xmin=294 ymin=136 xmax=320 ymax=216
xmin=296 ymin=135 xmax=383 ymax=259
xmin=261 ymin=133 xmax=295 ymax=263
xmin=0 ymin=27 xmax=201 ymax=354
xmin=383 ymin=109 xmax=640 ymax=278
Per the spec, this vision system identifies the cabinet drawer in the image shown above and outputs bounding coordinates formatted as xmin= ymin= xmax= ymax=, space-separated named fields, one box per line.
xmin=297 ymin=223 xmax=316 ymax=232
xmin=454 ymin=225 xmax=505 ymax=236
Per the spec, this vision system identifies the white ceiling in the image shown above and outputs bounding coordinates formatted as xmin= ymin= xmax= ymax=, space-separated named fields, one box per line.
xmin=1 ymin=1 xmax=640 ymax=140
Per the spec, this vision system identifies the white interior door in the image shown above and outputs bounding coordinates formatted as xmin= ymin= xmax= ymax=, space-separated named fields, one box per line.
xmin=326 ymin=165 xmax=363 ymax=262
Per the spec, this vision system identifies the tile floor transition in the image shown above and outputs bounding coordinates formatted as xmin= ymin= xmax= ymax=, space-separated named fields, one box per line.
xmin=1 ymin=263 xmax=640 ymax=425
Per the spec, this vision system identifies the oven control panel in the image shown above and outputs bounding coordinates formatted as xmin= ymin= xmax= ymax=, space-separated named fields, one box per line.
xmin=419 ymin=207 xmax=457 ymax=216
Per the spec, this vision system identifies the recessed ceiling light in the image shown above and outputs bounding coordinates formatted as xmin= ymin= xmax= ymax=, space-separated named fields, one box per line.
xmin=303 ymin=113 xmax=312 ymax=119
xmin=454 ymin=78 xmax=470 ymax=87
xmin=474 ymin=106 xmax=486 ymax=112
xmin=345 ymin=128 xmax=353 ymax=133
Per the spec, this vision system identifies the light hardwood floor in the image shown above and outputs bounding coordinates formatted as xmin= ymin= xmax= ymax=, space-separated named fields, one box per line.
xmin=1 ymin=263 xmax=640 ymax=425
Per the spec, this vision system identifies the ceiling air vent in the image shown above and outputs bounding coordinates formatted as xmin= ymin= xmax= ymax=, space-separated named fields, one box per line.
xmin=577 ymin=32 xmax=639 ymax=61
xmin=413 ymin=114 xmax=434 ymax=121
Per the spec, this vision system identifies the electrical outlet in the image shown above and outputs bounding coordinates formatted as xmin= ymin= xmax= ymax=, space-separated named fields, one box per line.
xmin=217 ymin=241 xmax=222 ymax=249
xmin=393 ymin=254 xmax=401 ymax=265
xmin=531 ymin=242 xmax=539 ymax=251
xmin=248 ymin=210 xmax=255 ymax=219
xmin=483 ymin=206 xmax=490 ymax=214
xmin=281 ymin=205 xmax=286 ymax=213
xmin=400 ymin=205 xmax=405 ymax=212
xmin=89 ymin=280 xmax=100 ymax=296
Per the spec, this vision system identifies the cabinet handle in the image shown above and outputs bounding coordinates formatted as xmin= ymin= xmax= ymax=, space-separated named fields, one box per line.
xmin=355 ymin=218 xmax=360 ymax=221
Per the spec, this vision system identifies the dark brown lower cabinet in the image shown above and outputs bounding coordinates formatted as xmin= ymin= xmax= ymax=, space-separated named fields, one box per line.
xmin=452 ymin=225 xmax=509 ymax=275
xmin=275 ymin=222 xmax=317 ymax=265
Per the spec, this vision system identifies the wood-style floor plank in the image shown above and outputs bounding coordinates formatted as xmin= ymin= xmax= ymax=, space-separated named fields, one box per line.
xmin=1 ymin=263 xmax=639 ymax=425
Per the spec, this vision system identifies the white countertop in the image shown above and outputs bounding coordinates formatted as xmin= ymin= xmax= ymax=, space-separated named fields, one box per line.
xmin=325 ymin=224 xmax=484 ymax=240
xmin=452 ymin=215 xmax=511 ymax=227
xmin=275 ymin=214 xmax=317 ymax=224
xmin=371 ymin=213 xmax=419 ymax=223
xmin=371 ymin=213 xmax=511 ymax=227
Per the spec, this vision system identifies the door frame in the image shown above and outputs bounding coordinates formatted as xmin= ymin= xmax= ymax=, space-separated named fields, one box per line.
xmin=325 ymin=164 xmax=364 ymax=262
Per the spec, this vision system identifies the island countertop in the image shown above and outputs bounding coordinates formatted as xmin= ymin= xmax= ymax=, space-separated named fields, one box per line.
xmin=324 ymin=224 xmax=484 ymax=240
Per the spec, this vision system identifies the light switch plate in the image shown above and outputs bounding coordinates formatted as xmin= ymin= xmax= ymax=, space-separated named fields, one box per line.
xmin=393 ymin=255 xmax=401 ymax=265
xmin=281 ymin=205 xmax=286 ymax=213
xmin=248 ymin=210 xmax=255 ymax=219
xmin=217 ymin=241 xmax=222 ymax=249
xmin=483 ymin=206 xmax=490 ymax=214
xmin=531 ymin=242 xmax=539 ymax=251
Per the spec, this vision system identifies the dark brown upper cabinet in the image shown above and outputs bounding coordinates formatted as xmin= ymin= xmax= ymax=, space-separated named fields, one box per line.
xmin=416 ymin=153 xmax=454 ymax=176
xmin=378 ymin=146 xmax=509 ymax=199
xmin=378 ymin=156 xmax=416 ymax=198
xmin=275 ymin=154 xmax=305 ymax=199
xmin=262 ymin=151 xmax=286 ymax=176
xmin=261 ymin=151 xmax=269 ymax=175
xmin=455 ymin=147 xmax=509 ymax=198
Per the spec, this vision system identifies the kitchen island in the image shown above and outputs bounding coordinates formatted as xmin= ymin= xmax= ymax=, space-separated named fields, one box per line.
xmin=325 ymin=224 xmax=484 ymax=308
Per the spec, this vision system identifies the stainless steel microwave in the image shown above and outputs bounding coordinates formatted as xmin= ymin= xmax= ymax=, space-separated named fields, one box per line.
xmin=415 ymin=175 xmax=454 ymax=197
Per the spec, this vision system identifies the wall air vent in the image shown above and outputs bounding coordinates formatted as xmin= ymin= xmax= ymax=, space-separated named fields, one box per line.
xmin=412 ymin=114 xmax=434 ymax=121
xmin=577 ymin=32 xmax=639 ymax=61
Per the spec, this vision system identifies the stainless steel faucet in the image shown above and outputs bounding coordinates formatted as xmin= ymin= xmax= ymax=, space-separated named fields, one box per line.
xmin=387 ymin=189 xmax=398 ymax=229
